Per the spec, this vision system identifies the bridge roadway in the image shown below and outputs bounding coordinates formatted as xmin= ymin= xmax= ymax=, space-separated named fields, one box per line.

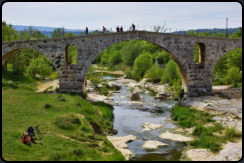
xmin=2 ymin=31 xmax=242 ymax=96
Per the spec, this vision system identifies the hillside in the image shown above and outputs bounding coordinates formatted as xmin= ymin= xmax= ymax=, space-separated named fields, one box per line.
xmin=172 ymin=27 xmax=240 ymax=35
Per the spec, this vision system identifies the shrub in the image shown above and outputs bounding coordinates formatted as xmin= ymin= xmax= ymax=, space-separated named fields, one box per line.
xmin=100 ymin=86 xmax=109 ymax=96
xmin=27 ymin=58 xmax=52 ymax=79
xmin=90 ymin=76 xmax=101 ymax=87
xmin=132 ymin=51 xmax=153 ymax=80
xmin=224 ymin=67 xmax=241 ymax=84
xmin=225 ymin=125 xmax=242 ymax=141
xmin=44 ymin=103 xmax=51 ymax=108
xmin=161 ymin=59 xmax=181 ymax=85
xmin=125 ymin=67 xmax=133 ymax=79
xmin=50 ymin=71 xmax=58 ymax=80
xmin=144 ymin=64 xmax=164 ymax=82
xmin=231 ymin=81 xmax=238 ymax=88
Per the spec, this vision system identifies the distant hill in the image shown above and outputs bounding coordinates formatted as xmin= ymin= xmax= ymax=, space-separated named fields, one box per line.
xmin=11 ymin=25 xmax=85 ymax=32
xmin=10 ymin=25 xmax=85 ymax=37
xmin=172 ymin=27 xmax=240 ymax=35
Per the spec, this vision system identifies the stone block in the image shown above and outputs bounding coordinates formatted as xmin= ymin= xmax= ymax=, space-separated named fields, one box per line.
xmin=198 ymin=88 xmax=202 ymax=92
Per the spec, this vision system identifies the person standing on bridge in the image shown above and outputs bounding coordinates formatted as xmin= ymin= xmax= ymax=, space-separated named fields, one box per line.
xmin=120 ymin=26 xmax=123 ymax=32
xmin=132 ymin=24 xmax=135 ymax=31
xmin=103 ymin=26 xmax=106 ymax=33
xmin=116 ymin=26 xmax=119 ymax=32
xmin=86 ymin=27 xmax=88 ymax=35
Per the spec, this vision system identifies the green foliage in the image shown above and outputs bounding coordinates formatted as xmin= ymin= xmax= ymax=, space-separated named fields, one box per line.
xmin=144 ymin=64 xmax=164 ymax=82
xmin=27 ymin=58 xmax=52 ymax=79
xmin=161 ymin=59 xmax=180 ymax=85
xmin=54 ymin=115 xmax=81 ymax=130
xmin=100 ymin=86 xmax=109 ymax=96
xmin=57 ymin=94 xmax=66 ymax=101
xmin=193 ymin=44 xmax=200 ymax=63
xmin=68 ymin=44 xmax=78 ymax=64
xmin=224 ymin=125 xmax=242 ymax=141
xmin=90 ymin=76 xmax=101 ymax=87
xmin=44 ymin=103 xmax=51 ymax=108
xmin=132 ymin=51 xmax=153 ymax=80
xmin=189 ymin=134 xmax=222 ymax=152
xmin=125 ymin=67 xmax=133 ymax=79
xmin=171 ymin=104 xmax=215 ymax=128
xmin=121 ymin=40 xmax=144 ymax=67
xmin=224 ymin=67 xmax=241 ymax=84
xmin=50 ymin=71 xmax=58 ymax=80
xmin=52 ymin=27 xmax=66 ymax=38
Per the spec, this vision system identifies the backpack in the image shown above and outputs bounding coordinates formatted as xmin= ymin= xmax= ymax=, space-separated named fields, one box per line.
xmin=22 ymin=135 xmax=26 ymax=143
xmin=27 ymin=126 xmax=34 ymax=135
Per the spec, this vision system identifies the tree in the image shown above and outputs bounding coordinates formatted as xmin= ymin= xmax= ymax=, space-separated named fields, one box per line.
xmin=27 ymin=58 xmax=52 ymax=79
xmin=161 ymin=59 xmax=180 ymax=85
xmin=121 ymin=40 xmax=144 ymax=67
xmin=52 ymin=27 xmax=66 ymax=38
xmin=224 ymin=67 xmax=242 ymax=84
xmin=153 ymin=21 xmax=167 ymax=33
xmin=132 ymin=51 xmax=153 ymax=80
xmin=144 ymin=64 xmax=164 ymax=82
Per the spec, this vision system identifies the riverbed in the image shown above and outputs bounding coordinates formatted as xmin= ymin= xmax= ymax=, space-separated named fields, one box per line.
xmin=102 ymin=74 xmax=190 ymax=161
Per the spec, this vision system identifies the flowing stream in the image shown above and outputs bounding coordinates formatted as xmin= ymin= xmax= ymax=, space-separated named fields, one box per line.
xmin=102 ymin=73 xmax=187 ymax=161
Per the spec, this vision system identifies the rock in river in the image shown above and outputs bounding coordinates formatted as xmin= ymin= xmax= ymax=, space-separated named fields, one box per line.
xmin=159 ymin=130 xmax=193 ymax=142
xmin=130 ymin=92 xmax=141 ymax=101
xmin=142 ymin=140 xmax=168 ymax=149
xmin=141 ymin=122 xmax=163 ymax=132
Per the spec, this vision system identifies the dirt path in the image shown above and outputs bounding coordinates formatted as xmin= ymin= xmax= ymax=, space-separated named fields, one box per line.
xmin=35 ymin=81 xmax=59 ymax=92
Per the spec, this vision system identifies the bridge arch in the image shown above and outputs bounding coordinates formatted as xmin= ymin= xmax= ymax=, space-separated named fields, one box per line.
xmin=65 ymin=44 xmax=78 ymax=65
xmin=83 ymin=38 xmax=188 ymax=92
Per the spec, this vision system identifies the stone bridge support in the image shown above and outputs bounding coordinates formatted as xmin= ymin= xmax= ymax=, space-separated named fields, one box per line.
xmin=2 ymin=31 xmax=242 ymax=96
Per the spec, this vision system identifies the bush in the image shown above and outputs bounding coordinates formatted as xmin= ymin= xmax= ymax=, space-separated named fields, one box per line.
xmin=161 ymin=59 xmax=180 ymax=85
xmin=225 ymin=125 xmax=242 ymax=141
xmin=90 ymin=76 xmax=101 ymax=87
xmin=224 ymin=67 xmax=242 ymax=84
xmin=44 ymin=103 xmax=51 ymax=108
xmin=125 ymin=67 xmax=133 ymax=79
xmin=100 ymin=86 xmax=109 ymax=96
xmin=50 ymin=71 xmax=58 ymax=80
xmin=144 ymin=64 xmax=164 ymax=83
xmin=231 ymin=81 xmax=238 ymax=88
xmin=27 ymin=58 xmax=52 ymax=79
xmin=132 ymin=51 xmax=153 ymax=80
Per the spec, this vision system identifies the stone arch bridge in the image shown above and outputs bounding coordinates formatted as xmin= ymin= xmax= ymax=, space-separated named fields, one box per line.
xmin=2 ymin=31 xmax=242 ymax=96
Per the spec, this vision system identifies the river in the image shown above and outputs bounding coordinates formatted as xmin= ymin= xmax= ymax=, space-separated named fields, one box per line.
xmin=101 ymin=73 xmax=187 ymax=161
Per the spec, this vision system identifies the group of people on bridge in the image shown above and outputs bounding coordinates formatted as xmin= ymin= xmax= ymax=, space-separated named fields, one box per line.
xmin=85 ymin=23 xmax=136 ymax=35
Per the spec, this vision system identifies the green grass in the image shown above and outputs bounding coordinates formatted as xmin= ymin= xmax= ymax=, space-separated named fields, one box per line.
xmin=171 ymin=104 xmax=242 ymax=153
xmin=171 ymin=104 xmax=215 ymax=128
xmin=2 ymin=71 xmax=125 ymax=161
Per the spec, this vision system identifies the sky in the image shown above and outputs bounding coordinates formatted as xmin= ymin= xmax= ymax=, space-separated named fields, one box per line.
xmin=2 ymin=2 xmax=242 ymax=32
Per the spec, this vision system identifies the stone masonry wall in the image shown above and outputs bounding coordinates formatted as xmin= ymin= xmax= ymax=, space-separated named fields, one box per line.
xmin=2 ymin=31 xmax=242 ymax=96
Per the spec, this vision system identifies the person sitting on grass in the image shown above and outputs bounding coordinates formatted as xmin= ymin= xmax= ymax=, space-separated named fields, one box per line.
xmin=22 ymin=133 xmax=42 ymax=145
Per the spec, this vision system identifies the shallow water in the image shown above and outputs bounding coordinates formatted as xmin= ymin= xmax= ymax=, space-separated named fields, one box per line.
xmin=103 ymin=75 xmax=186 ymax=161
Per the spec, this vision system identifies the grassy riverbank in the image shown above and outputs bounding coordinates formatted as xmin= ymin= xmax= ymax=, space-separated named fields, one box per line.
xmin=171 ymin=104 xmax=242 ymax=152
xmin=2 ymin=71 xmax=125 ymax=161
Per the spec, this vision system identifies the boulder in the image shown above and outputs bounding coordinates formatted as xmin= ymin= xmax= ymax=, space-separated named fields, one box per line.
xmin=159 ymin=130 xmax=194 ymax=142
xmin=154 ymin=91 xmax=168 ymax=100
xmin=106 ymin=135 xmax=137 ymax=160
xmin=141 ymin=122 xmax=163 ymax=132
xmin=130 ymin=92 xmax=141 ymax=101
xmin=137 ymin=107 xmax=149 ymax=111
xmin=142 ymin=140 xmax=168 ymax=149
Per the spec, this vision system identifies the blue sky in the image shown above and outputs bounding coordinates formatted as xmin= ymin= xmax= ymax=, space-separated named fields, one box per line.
xmin=2 ymin=2 xmax=242 ymax=32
